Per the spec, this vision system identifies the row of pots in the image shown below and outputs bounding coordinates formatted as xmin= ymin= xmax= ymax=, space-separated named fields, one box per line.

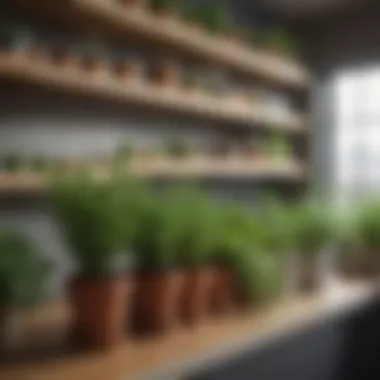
xmin=70 ymin=266 xmax=236 ymax=348
xmin=70 ymin=253 xmax=332 ymax=349
xmin=2 ymin=38 xmax=295 ymax=112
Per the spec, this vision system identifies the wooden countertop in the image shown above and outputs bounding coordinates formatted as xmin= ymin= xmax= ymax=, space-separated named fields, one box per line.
xmin=0 ymin=282 xmax=375 ymax=380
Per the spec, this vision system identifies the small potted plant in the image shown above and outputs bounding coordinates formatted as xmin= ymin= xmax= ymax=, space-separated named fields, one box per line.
xmin=29 ymin=156 xmax=49 ymax=173
xmin=352 ymin=201 xmax=380 ymax=278
xmin=132 ymin=187 xmax=185 ymax=333
xmin=209 ymin=204 xmax=253 ymax=314
xmin=235 ymin=249 xmax=282 ymax=309
xmin=149 ymin=59 xmax=181 ymax=88
xmin=241 ymin=138 xmax=266 ymax=162
xmin=267 ymin=132 xmax=292 ymax=164
xmin=112 ymin=58 xmax=144 ymax=83
xmin=1 ymin=154 xmax=24 ymax=174
xmin=0 ymin=228 xmax=52 ymax=355
xmin=49 ymin=44 xmax=79 ymax=69
xmin=255 ymin=26 xmax=299 ymax=60
xmin=292 ymin=200 xmax=335 ymax=294
xmin=182 ymin=70 xmax=204 ymax=96
xmin=198 ymin=6 xmax=236 ymax=43
xmin=164 ymin=135 xmax=190 ymax=160
xmin=177 ymin=190 xmax=219 ymax=324
xmin=79 ymin=38 xmax=109 ymax=76
xmin=149 ymin=0 xmax=180 ymax=19
xmin=50 ymin=172 xmax=136 ymax=349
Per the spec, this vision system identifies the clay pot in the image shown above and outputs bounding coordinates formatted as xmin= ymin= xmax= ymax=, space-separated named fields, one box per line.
xmin=181 ymin=268 xmax=217 ymax=325
xmin=210 ymin=268 xmax=237 ymax=314
xmin=113 ymin=61 xmax=142 ymax=81
xmin=49 ymin=47 xmax=78 ymax=68
xmin=30 ymin=44 xmax=46 ymax=60
xmin=150 ymin=62 xmax=180 ymax=87
xmin=134 ymin=270 xmax=185 ymax=333
xmin=69 ymin=275 xmax=134 ymax=349
xmin=80 ymin=56 xmax=107 ymax=76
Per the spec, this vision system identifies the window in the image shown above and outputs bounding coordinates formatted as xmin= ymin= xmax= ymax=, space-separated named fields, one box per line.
xmin=334 ymin=69 xmax=380 ymax=203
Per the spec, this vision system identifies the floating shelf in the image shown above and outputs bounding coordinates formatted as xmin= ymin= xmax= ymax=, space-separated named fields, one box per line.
xmin=0 ymin=159 xmax=304 ymax=193
xmin=0 ymin=53 xmax=306 ymax=131
xmin=70 ymin=0 xmax=311 ymax=89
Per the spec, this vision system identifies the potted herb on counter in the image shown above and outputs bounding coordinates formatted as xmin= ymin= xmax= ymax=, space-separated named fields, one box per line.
xmin=0 ymin=228 xmax=51 ymax=355
xmin=292 ymin=200 xmax=335 ymax=294
xmin=353 ymin=201 xmax=380 ymax=278
xmin=177 ymin=190 xmax=219 ymax=324
xmin=132 ymin=187 xmax=185 ymax=333
xmin=50 ymin=172 xmax=136 ymax=349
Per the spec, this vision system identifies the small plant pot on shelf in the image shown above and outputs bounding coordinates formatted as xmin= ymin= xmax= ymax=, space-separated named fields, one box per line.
xmin=69 ymin=275 xmax=134 ymax=349
xmin=80 ymin=56 xmax=108 ymax=77
xmin=49 ymin=46 xmax=79 ymax=69
xmin=113 ymin=60 xmax=143 ymax=83
xmin=150 ymin=61 xmax=180 ymax=88
xmin=181 ymin=267 xmax=217 ymax=325
xmin=149 ymin=0 xmax=179 ymax=20
xmin=134 ymin=270 xmax=185 ymax=334
xmin=210 ymin=267 xmax=237 ymax=314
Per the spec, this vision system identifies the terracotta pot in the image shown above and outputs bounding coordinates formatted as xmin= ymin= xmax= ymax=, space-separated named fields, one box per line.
xmin=210 ymin=267 xmax=237 ymax=314
xmin=113 ymin=61 xmax=142 ymax=81
xmin=69 ymin=275 xmax=133 ymax=349
xmin=150 ymin=62 xmax=180 ymax=87
xmin=181 ymin=267 xmax=217 ymax=325
xmin=80 ymin=57 xmax=107 ymax=75
xmin=134 ymin=270 xmax=185 ymax=333
xmin=27 ymin=44 xmax=46 ymax=62
xmin=50 ymin=47 xmax=78 ymax=68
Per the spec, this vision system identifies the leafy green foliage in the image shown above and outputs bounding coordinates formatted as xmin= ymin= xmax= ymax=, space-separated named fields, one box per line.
xmin=50 ymin=171 xmax=134 ymax=276
xmin=30 ymin=156 xmax=49 ymax=172
xmin=292 ymin=200 xmax=335 ymax=255
xmin=1 ymin=154 xmax=23 ymax=172
xmin=267 ymin=133 xmax=292 ymax=161
xmin=0 ymin=228 xmax=51 ymax=308
xmin=235 ymin=250 xmax=282 ymax=305
xmin=131 ymin=186 xmax=180 ymax=271
xmin=354 ymin=201 xmax=380 ymax=251
xmin=164 ymin=136 xmax=190 ymax=159
xmin=198 ymin=6 xmax=233 ymax=34
xmin=254 ymin=26 xmax=299 ymax=57
xmin=258 ymin=195 xmax=297 ymax=254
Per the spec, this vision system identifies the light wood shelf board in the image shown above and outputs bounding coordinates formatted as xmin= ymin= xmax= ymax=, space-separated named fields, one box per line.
xmin=0 ymin=53 xmax=306 ymax=131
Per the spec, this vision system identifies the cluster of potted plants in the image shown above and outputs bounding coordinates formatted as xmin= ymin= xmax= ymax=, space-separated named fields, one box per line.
xmin=47 ymin=168 xmax=343 ymax=350
xmin=116 ymin=0 xmax=299 ymax=61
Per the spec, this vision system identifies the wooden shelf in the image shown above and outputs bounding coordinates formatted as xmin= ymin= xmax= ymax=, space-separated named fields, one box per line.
xmin=69 ymin=0 xmax=311 ymax=89
xmin=0 ymin=53 xmax=306 ymax=131
xmin=0 ymin=160 xmax=304 ymax=192
xmin=0 ymin=283 xmax=374 ymax=380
